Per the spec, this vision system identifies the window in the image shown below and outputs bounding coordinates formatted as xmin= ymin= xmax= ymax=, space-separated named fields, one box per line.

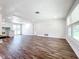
xmin=73 ymin=22 xmax=79 ymax=40
xmin=68 ymin=27 xmax=72 ymax=36
xmin=67 ymin=4 xmax=79 ymax=40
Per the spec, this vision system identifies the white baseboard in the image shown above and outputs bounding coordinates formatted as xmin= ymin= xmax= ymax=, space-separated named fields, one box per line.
xmin=66 ymin=36 xmax=79 ymax=58
xmin=35 ymin=35 xmax=66 ymax=39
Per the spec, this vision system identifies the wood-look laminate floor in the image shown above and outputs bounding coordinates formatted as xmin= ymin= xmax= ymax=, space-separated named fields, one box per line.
xmin=0 ymin=35 xmax=78 ymax=59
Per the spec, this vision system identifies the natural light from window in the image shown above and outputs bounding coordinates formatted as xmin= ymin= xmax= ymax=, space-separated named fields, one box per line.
xmin=67 ymin=4 xmax=79 ymax=41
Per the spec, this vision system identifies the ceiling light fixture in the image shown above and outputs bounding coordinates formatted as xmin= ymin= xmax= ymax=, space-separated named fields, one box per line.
xmin=35 ymin=11 xmax=40 ymax=14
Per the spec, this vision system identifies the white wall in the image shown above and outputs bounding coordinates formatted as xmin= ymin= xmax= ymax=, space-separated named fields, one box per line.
xmin=34 ymin=19 xmax=66 ymax=38
xmin=0 ymin=14 xmax=2 ymax=35
xmin=22 ymin=23 xmax=33 ymax=35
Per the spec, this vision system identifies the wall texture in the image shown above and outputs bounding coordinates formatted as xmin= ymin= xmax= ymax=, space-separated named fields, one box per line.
xmin=34 ymin=19 xmax=66 ymax=38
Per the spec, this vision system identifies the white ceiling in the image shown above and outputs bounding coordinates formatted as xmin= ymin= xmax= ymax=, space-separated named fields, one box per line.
xmin=0 ymin=0 xmax=76 ymax=23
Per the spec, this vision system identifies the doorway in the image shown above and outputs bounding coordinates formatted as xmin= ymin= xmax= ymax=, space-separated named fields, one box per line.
xmin=13 ymin=24 xmax=22 ymax=35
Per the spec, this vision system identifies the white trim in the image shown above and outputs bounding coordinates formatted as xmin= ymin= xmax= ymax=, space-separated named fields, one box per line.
xmin=35 ymin=35 xmax=66 ymax=39
xmin=66 ymin=35 xmax=79 ymax=58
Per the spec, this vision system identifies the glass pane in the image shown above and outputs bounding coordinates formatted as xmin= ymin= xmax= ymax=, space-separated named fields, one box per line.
xmin=71 ymin=4 xmax=79 ymax=23
xmin=73 ymin=23 xmax=79 ymax=40
xmin=13 ymin=24 xmax=21 ymax=35
xmin=67 ymin=16 xmax=71 ymax=25
xmin=68 ymin=27 xmax=72 ymax=36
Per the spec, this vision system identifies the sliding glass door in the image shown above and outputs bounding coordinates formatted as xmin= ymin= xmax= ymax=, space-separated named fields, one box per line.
xmin=13 ymin=24 xmax=22 ymax=35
